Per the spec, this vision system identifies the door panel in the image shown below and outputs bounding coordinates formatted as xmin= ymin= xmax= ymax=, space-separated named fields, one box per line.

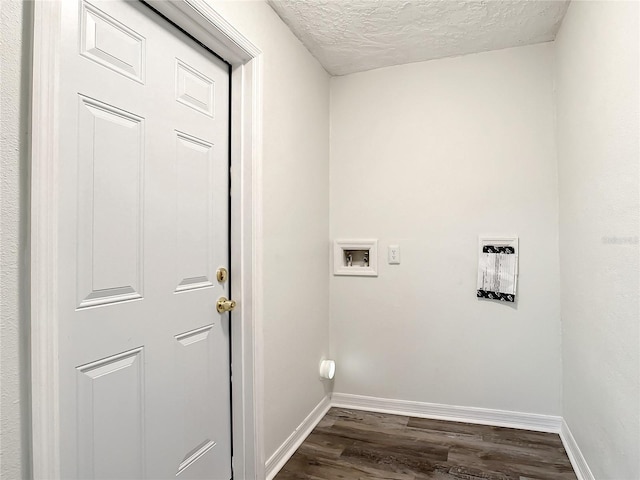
xmin=80 ymin=1 xmax=146 ymax=83
xmin=175 ymin=60 xmax=215 ymax=117
xmin=76 ymin=348 xmax=146 ymax=480
xmin=58 ymin=1 xmax=232 ymax=478
xmin=175 ymin=132 xmax=216 ymax=293
xmin=76 ymin=96 xmax=144 ymax=308
xmin=174 ymin=324 xmax=223 ymax=478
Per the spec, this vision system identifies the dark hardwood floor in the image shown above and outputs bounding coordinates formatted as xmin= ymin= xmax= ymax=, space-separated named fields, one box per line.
xmin=274 ymin=408 xmax=578 ymax=480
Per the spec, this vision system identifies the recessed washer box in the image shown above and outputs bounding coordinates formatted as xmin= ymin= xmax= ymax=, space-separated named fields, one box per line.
xmin=333 ymin=239 xmax=378 ymax=276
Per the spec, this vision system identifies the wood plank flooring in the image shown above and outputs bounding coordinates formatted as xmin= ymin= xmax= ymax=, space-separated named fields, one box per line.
xmin=274 ymin=408 xmax=577 ymax=480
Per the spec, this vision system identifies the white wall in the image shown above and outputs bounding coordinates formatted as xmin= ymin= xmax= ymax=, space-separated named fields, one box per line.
xmin=209 ymin=1 xmax=331 ymax=461
xmin=555 ymin=1 xmax=640 ymax=478
xmin=330 ymin=43 xmax=562 ymax=415
xmin=0 ymin=1 xmax=32 ymax=478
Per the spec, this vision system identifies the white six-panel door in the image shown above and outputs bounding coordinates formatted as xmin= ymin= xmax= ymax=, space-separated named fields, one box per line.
xmin=57 ymin=1 xmax=231 ymax=478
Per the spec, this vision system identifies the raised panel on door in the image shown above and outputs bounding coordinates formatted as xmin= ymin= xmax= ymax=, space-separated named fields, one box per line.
xmin=76 ymin=96 xmax=144 ymax=309
xmin=76 ymin=348 xmax=145 ymax=479
xmin=174 ymin=323 xmax=231 ymax=479
xmin=175 ymin=59 xmax=214 ymax=117
xmin=175 ymin=131 xmax=215 ymax=293
xmin=80 ymin=1 xmax=146 ymax=83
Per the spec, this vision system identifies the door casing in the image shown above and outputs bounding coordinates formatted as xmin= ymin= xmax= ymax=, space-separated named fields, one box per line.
xmin=30 ymin=1 xmax=265 ymax=478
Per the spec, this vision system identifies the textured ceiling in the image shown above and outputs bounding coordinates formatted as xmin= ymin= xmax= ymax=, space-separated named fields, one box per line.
xmin=267 ymin=0 xmax=570 ymax=76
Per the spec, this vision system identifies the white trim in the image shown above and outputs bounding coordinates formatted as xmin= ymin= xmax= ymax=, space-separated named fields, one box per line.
xmin=265 ymin=397 xmax=332 ymax=480
xmin=228 ymin=48 xmax=266 ymax=480
xmin=331 ymin=393 xmax=563 ymax=433
xmin=560 ymin=420 xmax=595 ymax=480
xmin=146 ymin=0 xmax=260 ymax=63
xmin=30 ymin=1 xmax=265 ymax=478
xmin=31 ymin=2 xmax=62 ymax=478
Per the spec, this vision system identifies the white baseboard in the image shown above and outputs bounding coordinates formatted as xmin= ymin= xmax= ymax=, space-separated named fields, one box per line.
xmin=331 ymin=392 xmax=563 ymax=433
xmin=265 ymin=393 xmax=586 ymax=480
xmin=265 ymin=396 xmax=331 ymax=480
xmin=560 ymin=420 xmax=595 ymax=480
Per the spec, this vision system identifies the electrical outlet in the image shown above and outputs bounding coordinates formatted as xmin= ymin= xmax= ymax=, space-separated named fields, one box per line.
xmin=388 ymin=245 xmax=400 ymax=264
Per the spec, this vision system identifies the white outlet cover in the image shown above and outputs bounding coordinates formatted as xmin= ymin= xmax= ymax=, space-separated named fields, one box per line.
xmin=388 ymin=245 xmax=400 ymax=264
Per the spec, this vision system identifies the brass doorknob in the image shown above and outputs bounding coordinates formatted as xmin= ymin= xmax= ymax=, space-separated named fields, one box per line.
xmin=216 ymin=297 xmax=236 ymax=313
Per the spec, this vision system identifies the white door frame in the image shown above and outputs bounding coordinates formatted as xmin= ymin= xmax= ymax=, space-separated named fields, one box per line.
xmin=30 ymin=1 xmax=265 ymax=478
